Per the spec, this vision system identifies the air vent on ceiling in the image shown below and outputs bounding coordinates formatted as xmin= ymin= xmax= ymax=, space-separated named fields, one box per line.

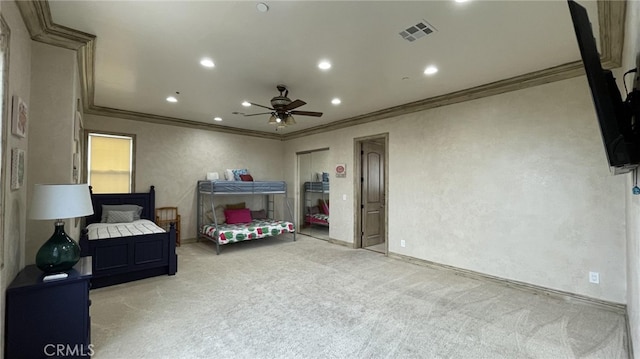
xmin=399 ymin=20 xmax=437 ymax=42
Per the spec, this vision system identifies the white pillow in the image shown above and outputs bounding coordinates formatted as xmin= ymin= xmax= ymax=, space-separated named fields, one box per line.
xmin=224 ymin=169 xmax=235 ymax=181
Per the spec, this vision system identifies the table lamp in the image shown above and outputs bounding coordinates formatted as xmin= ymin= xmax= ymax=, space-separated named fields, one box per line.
xmin=28 ymin=184 xmax=94 ymax=273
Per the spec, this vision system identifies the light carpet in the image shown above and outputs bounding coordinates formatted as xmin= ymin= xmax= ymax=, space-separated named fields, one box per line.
xmin=89 ymin=234 xmax=628 ymax=359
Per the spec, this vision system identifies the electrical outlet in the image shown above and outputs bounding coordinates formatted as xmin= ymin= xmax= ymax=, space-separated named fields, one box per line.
xmin=589 ymin=271 xmax=600 ymax=284
xmin=400 ymin=240 xmax=406 ymax=248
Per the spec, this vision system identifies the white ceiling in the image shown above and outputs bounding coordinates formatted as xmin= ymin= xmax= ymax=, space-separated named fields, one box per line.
xmin=46 ymin=0 xmax=600 ymax=136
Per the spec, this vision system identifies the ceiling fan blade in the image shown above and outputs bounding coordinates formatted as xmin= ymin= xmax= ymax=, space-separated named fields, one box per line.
xmin=284 ymin=99 xmax=306 ymax=111
xmin=290 ymin=110 xmax=323 ymax=117
xmin=249 ymin=102 xmax=274 ymax=111
xmin=244 ymin=112 xmax=272 ymax=117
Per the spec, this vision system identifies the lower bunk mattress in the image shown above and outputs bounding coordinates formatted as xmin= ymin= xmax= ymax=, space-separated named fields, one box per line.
xmin=201 ymin=219 xmax=295 ymax=244
xmin=305 ymin=213 xmax=329 ymax=226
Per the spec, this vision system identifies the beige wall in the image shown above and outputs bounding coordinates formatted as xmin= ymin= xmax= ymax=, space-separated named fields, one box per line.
xmin=0 ymin=0 xmax=32 ymax=352
xmin=25 ymin=42 xmax=80 ymax=264
xmin=284 ymin=75 xmax=627 ymax=303
xmin=84 ymin=115 xmax=285 ymax=240
xmin=623 ymin=0 xmax=640 ymax=354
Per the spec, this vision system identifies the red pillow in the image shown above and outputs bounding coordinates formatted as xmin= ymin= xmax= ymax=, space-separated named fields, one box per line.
xmin=224 ymin=208 xmax=252 ymax=224
xmin=240 ymin=174 xmax=254 ymax=181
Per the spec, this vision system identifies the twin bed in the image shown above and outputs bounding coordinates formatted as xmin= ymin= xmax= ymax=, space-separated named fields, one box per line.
xmin=197 ymin=180 xmax=296 ymax=254
xmin=79 ymin=186 xmax=177 ymax=288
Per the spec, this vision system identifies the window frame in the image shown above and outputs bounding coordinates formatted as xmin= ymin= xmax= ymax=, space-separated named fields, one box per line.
xmin=84 ymin=130 xmax=136 ymax=193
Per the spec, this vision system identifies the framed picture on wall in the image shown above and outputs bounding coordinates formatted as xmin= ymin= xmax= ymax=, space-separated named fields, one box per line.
xmin=10 ymin=148 xmax=24 ymax=190
xmin=11 ymin=96 xmax=27 ymax=138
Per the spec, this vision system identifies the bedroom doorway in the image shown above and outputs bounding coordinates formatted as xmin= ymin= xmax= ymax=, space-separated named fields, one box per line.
xmin=297 ymin=148 xmax=330 ymax=241
xmin=355 ymin=135 xmax=387 ymax=254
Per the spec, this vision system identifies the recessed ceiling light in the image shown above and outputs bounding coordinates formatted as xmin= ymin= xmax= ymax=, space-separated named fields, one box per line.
xmin=166 ymin=96 xmax=178 ymax=103
xmin=213 ymin=117 xmax=222 ymax=122
xmin=455 ymin=0 xmax=470 ymax=3
xmin=242 ymin=101 xmax=251 ymax=107
xmin=331 ymin=98 xmax=341 ymax=105
xmin=200 ymin=58 xmax=215 ymax=68
xmin=256 ymin=2 xmax=269 ymax=12
xmin=424 ymin=66 xmax=438 ymax=75
xmin=318 ymin=60 xmax=332 ymax=70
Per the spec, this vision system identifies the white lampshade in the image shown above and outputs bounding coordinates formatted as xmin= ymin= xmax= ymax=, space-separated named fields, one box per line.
xmin=29 ymin=184 xmax=94 ymax=220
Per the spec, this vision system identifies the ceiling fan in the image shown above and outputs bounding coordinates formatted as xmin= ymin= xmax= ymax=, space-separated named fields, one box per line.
xmin=244 ymin=85 xmax=323 ymax=127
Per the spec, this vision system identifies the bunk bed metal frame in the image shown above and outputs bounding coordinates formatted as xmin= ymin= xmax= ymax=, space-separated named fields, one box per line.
xmin=197 ymin=180 xmax=296 ymax=254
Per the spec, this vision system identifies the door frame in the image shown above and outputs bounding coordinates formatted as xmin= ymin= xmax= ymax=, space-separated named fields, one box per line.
xmin=353 ymin=133 xmax=389 ymax=254
xmin=295 ymin=147 xmax=330 ymax=238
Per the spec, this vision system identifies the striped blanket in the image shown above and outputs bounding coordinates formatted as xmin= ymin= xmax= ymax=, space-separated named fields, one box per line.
xmin=87 ymin=219 xmax=165 ymax=240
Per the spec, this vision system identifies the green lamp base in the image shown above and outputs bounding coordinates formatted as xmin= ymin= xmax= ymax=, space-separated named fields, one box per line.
xmin=36 ymin=221 xmax=80 ymax=273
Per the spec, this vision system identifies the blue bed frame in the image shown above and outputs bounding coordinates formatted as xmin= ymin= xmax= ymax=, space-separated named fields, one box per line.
xmin=79 ymin=186 xmax=178 ymax=289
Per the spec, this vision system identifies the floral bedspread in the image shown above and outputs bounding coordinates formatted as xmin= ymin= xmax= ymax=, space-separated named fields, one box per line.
xmin=201 ymin=219 xmax=295 ymax=245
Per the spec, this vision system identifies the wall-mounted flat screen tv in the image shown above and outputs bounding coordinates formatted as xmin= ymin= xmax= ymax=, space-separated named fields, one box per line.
xmin=567 ymin=0 xmax=640 ymax=175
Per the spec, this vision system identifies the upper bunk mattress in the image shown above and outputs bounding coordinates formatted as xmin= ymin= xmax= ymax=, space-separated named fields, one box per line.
xmin=198 ymin=180 xmax=287 ymax=194
xmin=86 ymin=219 xmax=165 ymax=240
xmin=304 ymin=182 xmax=330 ymax=192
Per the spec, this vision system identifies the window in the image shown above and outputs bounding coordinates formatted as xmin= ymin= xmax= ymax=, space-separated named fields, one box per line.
xmin=87 ymin=132 xmax=135 ymax=193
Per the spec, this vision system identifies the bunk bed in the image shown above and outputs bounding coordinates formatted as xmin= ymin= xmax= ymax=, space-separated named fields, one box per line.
xmin=304 ymin=181 xmax=330 ymax=227
xmin=197 ymin=180 xmax=296 ymax=254
xmin=79 ymin=186 xmax=178 ymax=288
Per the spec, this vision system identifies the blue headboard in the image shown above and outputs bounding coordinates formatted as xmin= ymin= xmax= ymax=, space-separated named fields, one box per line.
xmin=85 ymin=186 xmax=156 ymax=225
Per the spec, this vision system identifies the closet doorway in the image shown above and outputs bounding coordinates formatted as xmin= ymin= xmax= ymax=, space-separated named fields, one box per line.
xmin=355 ymin=135 xmax=388 ymax=254
xmin=297 ymin=148 xmax=330 ymax=240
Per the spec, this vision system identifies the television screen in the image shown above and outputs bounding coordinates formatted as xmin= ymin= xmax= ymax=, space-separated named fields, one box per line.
xmin=567 ymin=0 xmax=639 ymax=174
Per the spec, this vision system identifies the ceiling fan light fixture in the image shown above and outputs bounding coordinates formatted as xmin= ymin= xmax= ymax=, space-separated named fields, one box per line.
xmin=268 ymin=114 xmax=278 ymax=125
xmin=284 ymin=114 xmax=296 ymax=125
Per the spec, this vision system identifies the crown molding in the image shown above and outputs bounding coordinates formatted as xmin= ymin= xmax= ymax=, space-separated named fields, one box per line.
xmin=16 ymin=0 xmax=625 ymax=141
xmin=283 ymin=61 xmax=586 ymax=140
xmin=85 ymin=105 xmax=282 ymax=140
xmin=15 ymin=1 xmax=95 ymax=50
xmin=598 ymin=0 xmax=625 ymax=69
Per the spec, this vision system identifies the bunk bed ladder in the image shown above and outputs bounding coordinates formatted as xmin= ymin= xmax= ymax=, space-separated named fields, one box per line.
xmin=209 ymin=190 xmax=221 ymax=254
xmin=285 ymin=196 xmax=296 ymax=241
xmin=197 ymin=181 xmax=221 ymax=254
xmin=266 ymin=194 xmax=274 ymax=220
